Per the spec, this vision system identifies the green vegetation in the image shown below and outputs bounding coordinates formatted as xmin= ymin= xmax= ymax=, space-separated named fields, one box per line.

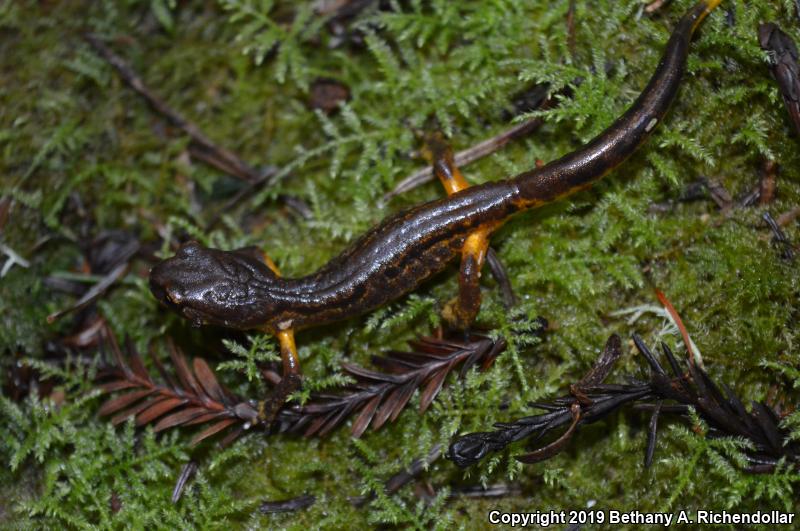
xmin=2 ymin=0 xmax=799 ymax=527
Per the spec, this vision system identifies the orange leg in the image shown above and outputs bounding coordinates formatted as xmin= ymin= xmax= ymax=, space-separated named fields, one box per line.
xmin=257 ymin=253 xmax=302 ymax=423
xmin=423 ymin=133 xmax=503 ymax=329
xmin=450 ymin=227 xmax=492 ymax=330
xmin=424 ymin=132 xmax=471 ymax=196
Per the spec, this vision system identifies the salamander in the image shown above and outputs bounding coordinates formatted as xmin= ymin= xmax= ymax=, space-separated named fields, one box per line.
xmin=149 ymin=0 xmax=721 ymax=419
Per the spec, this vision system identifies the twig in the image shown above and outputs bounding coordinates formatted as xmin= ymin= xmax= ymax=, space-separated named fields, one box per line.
xmin=384 ymin=63 xmax=617 ymax=200
xmin=566 ymin=0 xmax=577 ymax=63
xmin=58 ymin=316 xmax=108 ymax=349
xmin=46 ymin=262 xmax=129 ymax=323
xmin=763 ymin=212 xmax=795 ymax=260
xmin=205 ymin=175 xmax=313 ymax=230
xmin=702 ymin=176 xmax=733 ymax=210
xmin=350 ymin=444 xmax=443 ymax=507
xmin=776 ymin=206 xmax=800 ymax=227
xmin=85 ymin=34 xmax=312 ymax=220
xmin=84 ymin=34 xmax=260 ymax=184
xmin=259 ymin=494 xmax=317 ymax=514
xmin=758 ymin=160 xmax=778 ymax=205
xmin=185 ymin=146 xmax=260 ymax=184
xmin=46 ymin=234 xmax=140 ymax=323
xmin=449 ymin=483 xmax=522 ymax=499
xmin=204 ymin=168 xmax=276 ymax=229
xmin=384 ymin=93 xmax=556 ymax=200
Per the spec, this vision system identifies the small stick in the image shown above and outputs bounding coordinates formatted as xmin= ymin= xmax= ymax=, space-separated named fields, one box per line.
xmin=205 ymin=167 xmax=276 ymax=229
xmin=449 ymin=483 xmax=522 ymax=499
xmin=85 ymin=34 xmax=315 ymax=220
xmin=259 ymin=494 xmax=317 ymax=514
xmin=763 ymin=212 xmax=795 ymax=260
xmin=739 ymin=160 xmax=778 ymax=207
xmin=186 ymin=146 xmax=259 ymax=184
xmin=385 ymin=67 xmax=609 ymax=200
xmin=566 ymin=0 xmax=577 ymax=63
xmin=84 ymin=34 xmax=259 ymax=184
xmin=171 ymin=461 xmax=197 ymax=503
xmin=758 ymin=160 xmax=778 ymax=206
xmin=776 ymin=206 xmax=800 ymax=227
xmin=384 ymin=108 xmax=554 ymax=200
xmin=46 ymin=262 xmax=130 ymax=323
xmin=350 ymin=444 xmax=442 ymax=508
xmin=702 ymin=177 xmax=733 ymax=210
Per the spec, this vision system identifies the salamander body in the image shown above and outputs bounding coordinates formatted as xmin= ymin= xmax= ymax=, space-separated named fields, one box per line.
xmin=150 ymin=1 xmax=720 ymax=334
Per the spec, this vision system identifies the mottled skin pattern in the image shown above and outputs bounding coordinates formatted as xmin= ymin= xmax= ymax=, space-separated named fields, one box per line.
xmin=150 ymin=182 xmax=518 ymax=332
xmin=150 ymin=1 xmax=719 ymax=337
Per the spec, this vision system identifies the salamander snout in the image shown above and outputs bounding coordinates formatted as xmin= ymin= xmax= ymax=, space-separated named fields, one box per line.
xmin=149 ymin=254 xmax=200 ymax=325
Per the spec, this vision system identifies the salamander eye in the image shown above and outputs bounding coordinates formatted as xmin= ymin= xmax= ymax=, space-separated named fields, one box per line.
xmin=166 ymin=288 xmax=184 ymax=305
xmin=177 ymin=241 xmax=201 ymax=259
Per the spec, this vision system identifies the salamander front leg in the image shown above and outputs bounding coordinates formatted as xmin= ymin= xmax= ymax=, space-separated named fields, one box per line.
xmin=256 ymin=252 xmax=303 ymax=423
xmin=258 ymin=328 xmax=303 ymax=423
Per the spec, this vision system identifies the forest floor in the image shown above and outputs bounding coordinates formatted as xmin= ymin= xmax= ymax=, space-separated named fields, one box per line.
xmin=2 ymin=0 xmax=799 ymax=528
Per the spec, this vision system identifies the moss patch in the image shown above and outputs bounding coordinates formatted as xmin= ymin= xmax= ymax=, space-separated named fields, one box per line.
xmin=2 ymin=0 xmax=799 ymax=527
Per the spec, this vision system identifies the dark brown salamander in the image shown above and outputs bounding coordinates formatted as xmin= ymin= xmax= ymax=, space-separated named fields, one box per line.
xmin=149 ymin=1 xmax=720 ymax=419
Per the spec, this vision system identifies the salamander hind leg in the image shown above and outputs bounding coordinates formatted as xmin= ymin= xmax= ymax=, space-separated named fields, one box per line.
xmin=422 ymin=133 xmax=504 ymax=331
xmin=443 ymin=227 xmax=493 ymax=331
xmin=422 ymin=132 xmax=471 ymax=196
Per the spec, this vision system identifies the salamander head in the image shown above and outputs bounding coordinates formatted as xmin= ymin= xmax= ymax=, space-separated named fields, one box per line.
xmin=149 ymin=241 xmax=281 ymax=330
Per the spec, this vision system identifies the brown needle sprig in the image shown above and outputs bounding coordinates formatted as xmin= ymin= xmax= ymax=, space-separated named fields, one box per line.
xmin=448 ymin=334 xmax=800 ymax=471
xmin=96 ymin=335 xmax=260 ymax=447
xmin=97 ymin=320 xmax=547 ymax=446
xmin=272 ymin=333 xmax=514 ymax=439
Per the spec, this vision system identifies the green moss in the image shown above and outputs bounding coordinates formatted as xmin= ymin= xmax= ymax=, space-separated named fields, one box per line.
xmin=2 ymin=0 xmax=799 ymax=527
